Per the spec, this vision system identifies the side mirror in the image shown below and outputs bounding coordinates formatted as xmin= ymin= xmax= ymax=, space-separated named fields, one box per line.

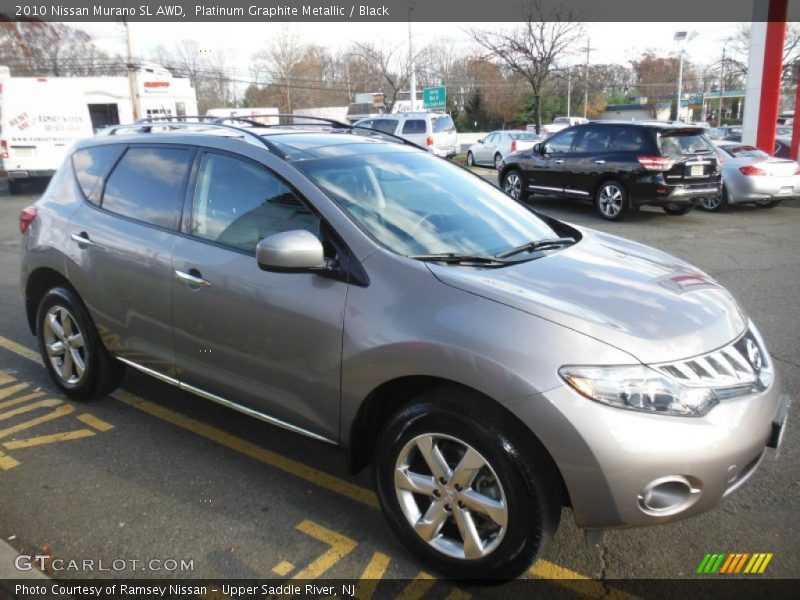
xmin=256 ymin=230 xmax=326 ymax=271
xmin=477 ymin=138 xmax=484 ymax=144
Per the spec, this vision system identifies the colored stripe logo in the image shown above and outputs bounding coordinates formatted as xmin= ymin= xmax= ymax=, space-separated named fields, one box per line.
xmin=696 ymin=553 xmax=773 ymax=574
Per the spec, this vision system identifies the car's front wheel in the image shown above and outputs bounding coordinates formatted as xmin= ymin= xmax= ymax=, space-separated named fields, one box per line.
xmin=662 ymin=203 xmax=694 ymax=215
xmin=700 ymin=187 xmax=730 ymax=211
xmin=594 ymin=180 xmax=628 ymax=221
xmin=36 ymin=286 xmax=125 ymax=401
xmin=374 ymin=389 xmax=561 ymax=580
xmin=502 ymin=170 xmax=527 ymax=202
xmin=466 ymin=151 xmax=475 ymax=167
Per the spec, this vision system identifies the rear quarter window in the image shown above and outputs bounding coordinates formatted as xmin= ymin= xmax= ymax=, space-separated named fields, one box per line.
xmin=608 ymin=126 xmax=650 ymax=152
xmin=102 ymin=146 xmax=193 ymax=229
xmin=657 ymin=131 xmax=714 ymax=156
xmin=71 ymin=145 xmax=125 ymax=205
xmin=432 ymin=116 xmax=455 ymax=133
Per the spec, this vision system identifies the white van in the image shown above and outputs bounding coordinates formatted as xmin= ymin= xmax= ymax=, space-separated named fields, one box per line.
xmin=0 ymin=76 xmax=92 ymax=194
xmin=206 ymin=107 xmax=279 ymax=125
xmin=354 ymin=112 xmax=458 ymax=158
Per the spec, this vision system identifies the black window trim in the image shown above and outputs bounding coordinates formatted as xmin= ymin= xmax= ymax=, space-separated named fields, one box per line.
xmin=84 ymin=142 xmax=198 ymax=234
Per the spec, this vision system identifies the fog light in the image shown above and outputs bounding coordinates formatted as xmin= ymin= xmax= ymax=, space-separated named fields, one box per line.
xmin=638 ymin=475 xmax=701 ymax=516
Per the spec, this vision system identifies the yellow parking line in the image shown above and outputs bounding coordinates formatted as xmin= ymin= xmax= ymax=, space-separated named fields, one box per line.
xmin=0 ymin=405 xmax=75 ymax=440
xmin=292 ymin=520 xmax=357 ymax=580
xmin=3 ymin=429 xmax=95 ymax=449
xmin=272 ymin=560 xmax=295 ymax=576
xmin=0 ymin=373 xmax=17 ymax=386
xmin=0 ymin=398 xmax=63 ymax=421
xmin=0 ymin=336 xmax=594 ymax=583
xmin=395 ymin=573 xmax=436 ymax=600
xmin=0 ymin=450 xmax=20 ymax=470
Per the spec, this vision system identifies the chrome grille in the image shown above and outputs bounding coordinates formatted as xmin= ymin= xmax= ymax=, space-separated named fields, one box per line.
xmin=653 ymin=329 xmax=770 ymax=392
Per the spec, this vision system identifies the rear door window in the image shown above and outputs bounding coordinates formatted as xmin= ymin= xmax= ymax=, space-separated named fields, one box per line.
xmin=102 ymin=146 xmax=193 ymax=229
xmin=373 ymin=119 xmax=399 ymax=134
xmin=573 ymin=127 xmax=612 ymax=153
xmin=72 ymin=145 xmax=125 ymax=205
xmin=608 ymin=126 xmax=650 ymax=152
xmin=402 ymin=119 xmax=427 ymax=135
xmin=191 ymin=152 xmax=320 ymax=254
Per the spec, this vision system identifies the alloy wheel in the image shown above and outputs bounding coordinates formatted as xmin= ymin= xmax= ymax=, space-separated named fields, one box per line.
xmin=394 ymin=433 xmax=508 ymax=560
xmin=702 ymin=195 xmax=722 ymax=210
xmin=503 ymin=172 xmax=522 ymax=200
xmin=43 ymin=305 xmax=87 ymax=385
xmin=494 ymin=154 xmax=503 ymax=169
xmin=598 ymin=184 xmax=624 ymax=217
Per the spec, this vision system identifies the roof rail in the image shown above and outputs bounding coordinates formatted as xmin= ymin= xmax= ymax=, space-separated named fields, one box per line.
xmin=97 ymin=117 xmax=276 ymax=153
xmin=212 ymin=114 xmax=353 ymax=129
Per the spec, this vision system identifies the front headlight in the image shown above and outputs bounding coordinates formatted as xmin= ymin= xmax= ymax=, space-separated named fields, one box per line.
xmin=558 ymin=365 xmax=718 ymax=417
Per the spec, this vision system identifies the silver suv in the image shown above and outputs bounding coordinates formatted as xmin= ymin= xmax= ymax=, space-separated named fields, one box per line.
xmin=20 ymin=119 xmax=789 ymax=580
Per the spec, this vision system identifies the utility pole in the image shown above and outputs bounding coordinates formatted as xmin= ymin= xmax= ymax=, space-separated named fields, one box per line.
xmin=408 ymin=2 xmax=416 ymax=112
xmin=567 ymin=69 xmax=572 ymax=118
xmin=123 ymin=18 xmax=139 ymax=120
xmin=583 ymin=39 xmax=590 ymax=118
xmin=717 ymin=47 xmax=726 ymax=126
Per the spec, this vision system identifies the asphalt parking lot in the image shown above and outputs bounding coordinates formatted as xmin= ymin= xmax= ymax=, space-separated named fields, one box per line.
xmin=0 ymin=177 xmax=798 ymax=590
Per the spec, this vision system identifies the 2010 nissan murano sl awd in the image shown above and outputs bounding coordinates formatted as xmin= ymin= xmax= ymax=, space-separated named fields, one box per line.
xmin=20 ymin=119 xmax=789 ymax=580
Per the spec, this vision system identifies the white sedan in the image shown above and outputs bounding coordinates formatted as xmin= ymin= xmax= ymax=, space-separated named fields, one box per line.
xmin=467 ymin=130 xmax=543 ymax=169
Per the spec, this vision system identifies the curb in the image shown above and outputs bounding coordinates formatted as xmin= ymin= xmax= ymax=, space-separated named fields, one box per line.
xmin=0 ymin=538 xmax=49 ymax=580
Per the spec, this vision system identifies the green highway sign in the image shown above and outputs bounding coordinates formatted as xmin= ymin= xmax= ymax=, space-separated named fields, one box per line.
xmin=423 ymin=86 xmax=446 ymax=110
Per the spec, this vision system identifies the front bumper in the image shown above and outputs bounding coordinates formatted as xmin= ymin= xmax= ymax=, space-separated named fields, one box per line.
xmin=4 ymin=170 xmax=56 ymax=180
xmin=514 ymin=375 xmax=788 ymax=529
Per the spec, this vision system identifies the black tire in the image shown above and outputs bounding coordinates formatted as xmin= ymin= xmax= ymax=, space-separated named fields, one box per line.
xmin=662 ymin=203 xmax=694 ymax=216
xmin=494 ymin=153 xmax=503 ymax=170
xmin=36 ymin=286 xmax=125 ymax=401
xmin=755 ymin=199 xmax=781 ymax=208
xmin=594 ymin=179 xmax=628 ymax=221
xmin=466 ymin=152 xmax=475 ymax=167
xmin=8 ymin=180 xmax=23 ymax=195
xmin=502 ymin=169 xmax=528 ymax=202
xmin=700 ymin=187 xmax=730 ymax=212
xmin=373 ymin=388 xmax=561 ymax=581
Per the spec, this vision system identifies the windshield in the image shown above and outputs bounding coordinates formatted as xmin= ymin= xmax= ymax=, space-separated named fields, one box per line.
xmin=723 ymin=145 xmax=769 ymax=158
xmin=657 ymin=131 xmax=714 ymax=155
xmin=432 ymin=115 xmax=455 ymax=133
xmin=297 ymin=151 xmax=558 ymax=257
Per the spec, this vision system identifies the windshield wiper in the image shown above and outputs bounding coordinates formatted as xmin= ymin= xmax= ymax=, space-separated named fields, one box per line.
xmin=495 ymin=237 xmax=576 ymax=259
xmin=409 ymin=253 xmax=510 ymax=266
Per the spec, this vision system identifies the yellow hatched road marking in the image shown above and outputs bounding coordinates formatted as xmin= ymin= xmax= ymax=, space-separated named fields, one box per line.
xmin=0 ymin=335 xmax=598 ymax=584
xmin=0 ymin=404 xmax=75 ymax=440
xmin=0 ymin=383 xmax=29 ymax=401
xmin=272 ymin=560 xmax=295 ymax=576
xmin=0 ymin=398 xmax=63 ymax=421
xmin=292 ymin=520 xmax=357 ymax=580
xmin=356 ymin=552 xmax=391 ymax=600
xmin=76 ymin=413 xmax=114 ymax=432
xmin=0 ymin=373 xmax=17 ymax=386
xmin=395 ymin=573 xmax=436 ymax=600
xmin=3 ymin=428 xmax=95 ymax=449
xmin=0 ymin=391 xmax=46 ymax=410
xmin=0 ymin=450 xmax=20 ymax=470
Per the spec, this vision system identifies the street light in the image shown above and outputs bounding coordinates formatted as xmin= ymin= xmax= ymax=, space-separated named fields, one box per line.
xmin=674 ymin=30 xmax=697 ymax=122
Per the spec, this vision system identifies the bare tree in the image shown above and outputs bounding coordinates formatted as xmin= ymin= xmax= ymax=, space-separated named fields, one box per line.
xmin=251 ymin=29 xmax=304 ymax=112
xmin=351 ymin=41 xmax=412 ymax=112
xmin=728 ymin=23 xmax=800 ymax=85
xmin=0 ymin=22 xmax=122 ymax=76
xmin=469 ymin=0 xmax=584 ymax=132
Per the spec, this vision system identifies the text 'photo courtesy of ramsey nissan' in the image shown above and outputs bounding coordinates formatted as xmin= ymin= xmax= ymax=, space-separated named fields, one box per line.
xmin=0 ymin=0 xmax=798 ymax=598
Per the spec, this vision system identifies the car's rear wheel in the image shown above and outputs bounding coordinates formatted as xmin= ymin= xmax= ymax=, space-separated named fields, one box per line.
xmin=502 ymin=170 xmax=527 ymax=202
xmin=8 ymin=180 xmax=23 ymax=195
xmin=701 ymin=187 xmax=730 ymax=211
xmin=755 ymin=199 xmax=781 ymax=208
xmin=594 ymin=180 xmax=628 ymax=221
xmin=662 ymin=203 xmax=694 ymax=216
xmin=466 ymin=152 xmax=475 ymax=167
xmin=494 ymin=153 xmax=503 ymax=170
xmin=36 ymin=287 xmax=125 ymax=401
xmin=374 ymin=389 xmax=561 ymax=580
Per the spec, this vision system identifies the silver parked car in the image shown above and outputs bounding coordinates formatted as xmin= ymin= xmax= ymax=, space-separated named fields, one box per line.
xmin=466 ymin=130 xmax=542 ymax=169
xmin=20 ymin=119 xmax=789 ymax=580
xmin=704 ymin=142 xmax=800 ymax=210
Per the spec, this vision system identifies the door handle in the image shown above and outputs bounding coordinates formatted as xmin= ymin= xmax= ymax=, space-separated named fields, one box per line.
xmin=554 ymin=159 xmax=564 ymax=165
xmin=595 ymin=160 xmax=606 ymax=164
xmin=71 ymin=232 xmax=98 ymax=248
xmin=175 ymin=270 xmax=210 ymax=288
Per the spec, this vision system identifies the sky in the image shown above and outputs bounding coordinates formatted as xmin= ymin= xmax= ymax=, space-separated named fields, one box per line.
xmin=78 ymin=21 xmax=746 ymax=71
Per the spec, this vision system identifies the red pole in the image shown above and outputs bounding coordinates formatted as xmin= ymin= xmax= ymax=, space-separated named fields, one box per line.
xmin=756 ymin=0 xmax=787 ymax=155
xmin=791 ymin=64 xmax=800 ymax=161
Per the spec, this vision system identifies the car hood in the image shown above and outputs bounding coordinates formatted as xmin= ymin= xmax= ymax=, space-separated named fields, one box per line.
xmin=427 ymin=227 xmax=747 ymax=364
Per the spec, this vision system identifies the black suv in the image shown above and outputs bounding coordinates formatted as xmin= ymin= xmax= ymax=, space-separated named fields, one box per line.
xmin=497 ymin=121 xmax=721 ymax=220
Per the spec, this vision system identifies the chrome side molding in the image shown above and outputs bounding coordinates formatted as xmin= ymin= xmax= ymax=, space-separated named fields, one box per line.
xmin=114 ymin=356 xmax=337 ymax=445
